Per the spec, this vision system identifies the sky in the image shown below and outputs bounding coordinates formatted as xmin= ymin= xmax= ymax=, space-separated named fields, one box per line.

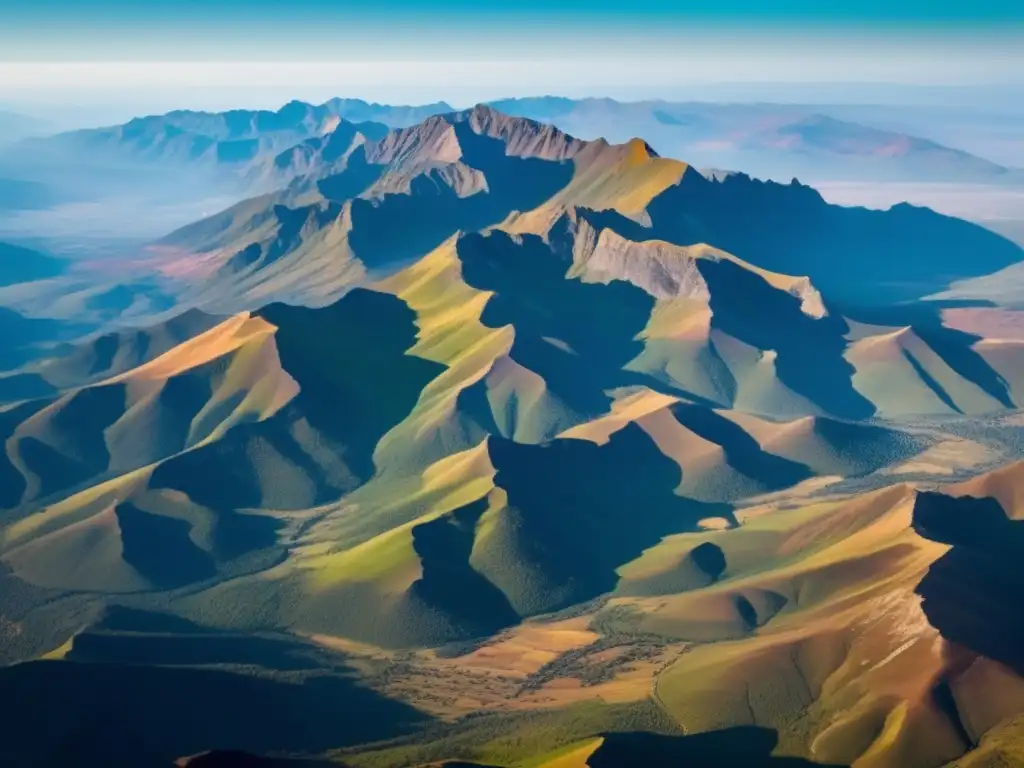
xmin=0 ymin=0 xmax=1022 ymax=123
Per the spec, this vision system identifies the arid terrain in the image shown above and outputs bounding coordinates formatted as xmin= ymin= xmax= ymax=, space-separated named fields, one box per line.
xmin=0 ymin=103 xmax=1022 ymax=767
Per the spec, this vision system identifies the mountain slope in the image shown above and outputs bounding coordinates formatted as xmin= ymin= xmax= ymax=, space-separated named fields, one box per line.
xmin=153 ymin=105 xmax=1022 ymax=312
xmin=139 ymin=108 xmax=1024 ymax=440
xmin=0 ymin=224 xmax=994 ymax=650
xmin=14 ymin=101 xmax=392 ymax=170
xmin=27 ymin=97 xmax=1024 ymax=184
xmin=1 ymin=103 xmax=1024 ymax=768
xmin=646 ymin=481 xmax=1024 ymax=768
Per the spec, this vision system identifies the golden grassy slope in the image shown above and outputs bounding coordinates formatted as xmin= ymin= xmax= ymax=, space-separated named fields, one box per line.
xmin=318 ymin=462 xmax=1024 ymax=767
xmin=0 ymin=311 xmax=297 ymax=514
xmin=946 ymin=460 xmax=1024 ymax=519
xmin=502 ymin=139 xmax=689 ymax=234
xmin=846 ymin=327 xmax=1007 ymax=417
xmin=372 ymin=237 xmax=515 ymax=471
xmin=631 ymin=479 xmax=1024 ymax=768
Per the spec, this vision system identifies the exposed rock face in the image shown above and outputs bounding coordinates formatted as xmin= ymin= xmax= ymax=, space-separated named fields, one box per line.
xmin=365 ymin=114 xmax=464 ymax=166
xmin=455 ymin=103 xmax=589 ymax=161
xmin=785 ymin=276 xmax=827 ymax=319
xmin=580 ymin=227 xmax=711 ymax=301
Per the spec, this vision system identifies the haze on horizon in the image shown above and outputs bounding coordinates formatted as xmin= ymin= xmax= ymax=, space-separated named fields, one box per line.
xmin=1 ymin=0 xmax=1022 ymax=128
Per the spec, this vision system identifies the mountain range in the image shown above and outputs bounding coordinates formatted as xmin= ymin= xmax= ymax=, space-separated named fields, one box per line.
xmin=144 ymin=104 xmax=1021 ymax=310
xmin=9 ymin=97 xmax=1022 ymax=189
xmin=14 ymin=100 xmax=404 ymax=169
xmin=0 ymin=109 xmax=50 ymax=145
xmin=489 ymin=98 xmax=1024 ymax=184
xmin=0 ymin=105 xmax=1023 ymax=767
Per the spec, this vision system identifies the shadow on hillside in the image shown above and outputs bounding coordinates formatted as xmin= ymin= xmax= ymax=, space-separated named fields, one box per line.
xmin=409 ymin=496 xmax=522 ymax=636
xmin=587 ymin=729 xmax=848 ymax=767
xmin=70 ymin=607 xmax=338 ymax=672
xmin=40 ymin=307 xmax=221 ymax=388
xmin=176 ymin=750 xmax=339 ymax=768
xmin=396 ymin=423 xmax=734 ymax=630
xmin=14 ymin=382 xmax=127 ymax=501
xmin=15 ymin=369 xmax=209 ymax=498
xmin=152 ymin=288 xmax=445 ymax=513
xmin=842 ymin=301 xmax=1016 ymax=409
xmin=94 ymin=605 xmax=217 ymax=634
xmin=315 ymin=146 xmax=386 ymax=202
xmin=0 ymin=240 xmax=65 ymax=287
xmin=643 ymin=170 xmax=1023 ymax=306
xmin=698 ymin=258 xmax=875 ymax=418
xmin=458 ymin=230 xmax=656 ymax=417
xmin=913 ymin=491 xmax=1024 ymax=675
xmin=668 ymin=402 xmax=812 ymax=488
xmin=0 ymin=612 xmax=428 ymax=767
xmin=479 ymin=426 xmax=733 ymax=615
xmin=563 ymin=207 xmax=877 ymax=418
xmin=565 ymin=205 xmax=1017 ymax=417
xmin=0 ymin=309 xmax=254 ymax=510
xmin=0 ymin=399 xmax=51 ymax=507
xmin=223 ymin=201 xmax=344 ymax=275
xmin=261 ymin=288 xmax=445 ymax=459
xmin=0 ymin=306 xmax=74 ymax=371
xmin=114 ymin=502 xmax=220 ymax=588
xmin=0 ymin=370 xmax=56 ymax=403
xmin=349 ymin=124 xmax=574 ymax=269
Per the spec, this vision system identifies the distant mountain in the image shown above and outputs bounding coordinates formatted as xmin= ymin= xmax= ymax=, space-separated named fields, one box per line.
xmin=0 ymin=103 xmax=392 ymax=237
xmin=246 ymin=115 xmax=391 ymax=188
xmin=0 ymin=240 xmax=65 ymax=287
xmin=0 ymin=110 xmax=50 ymax=145
xmin=318 ymin=96 xmax=456 ymax=127
xmin=0 ymin=176 xmax=65 ymax=211
xmin=0 ymin=114 xmax=61 ymax=210
xmin=17 ymin=96 xmax=1021 ymax=188
xmin=9 ymin=100 xmax=426 ymax=170
xmin=0 ymin=101 xmax=429 ymax=227
xmin=489 ymin=97 xmax=1024 ymax=183
xmin=739 ymin=113 xmax=1022 ymax=182
xmin=0 ymin=242 xmax=73 ymax=370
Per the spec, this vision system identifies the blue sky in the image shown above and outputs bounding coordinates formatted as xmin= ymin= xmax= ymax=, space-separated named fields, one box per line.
xmin=5 ymin=0 xmax=1022 ymax=23
xmin=4 ymin=0 xmax=1022 ymax=59
xmin=0 ymin=0 xmax=1021 ymax=120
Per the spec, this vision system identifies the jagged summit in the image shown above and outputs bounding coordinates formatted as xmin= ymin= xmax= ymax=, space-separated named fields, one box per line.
xmin=155 ymin=103 xmax=1022 ymax=314
xmin=446 ymin=103 xmax=590 ymax=160
xmin=356 ymin=104 xmax=593 ymax=169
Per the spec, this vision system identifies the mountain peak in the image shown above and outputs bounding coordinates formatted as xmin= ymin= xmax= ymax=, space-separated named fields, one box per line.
xmin=277 ymin=99 xmax=312 ymax=113
xmin=319 ymin=114 xmax=343 ymax=136
xmin=364 ymin=114 xmax=463 ymax=166
xmin=446 ymin=104 xmax=588 ymax=161
xmin=624 ymin=137 xmax=660 ymax=161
